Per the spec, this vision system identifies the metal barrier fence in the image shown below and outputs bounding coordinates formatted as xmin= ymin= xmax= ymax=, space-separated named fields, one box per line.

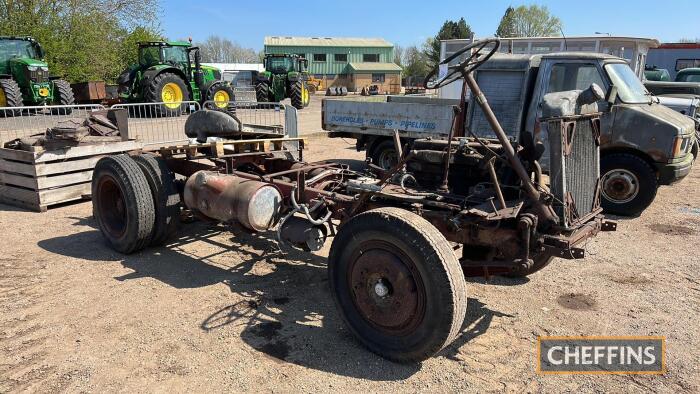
xmin=0 ymin=99 xmax=296 ymax=148
xmin=110 ymin=101 xmax=201 ymax=146
xmin=0 ymin=104 xmax=106 ymax=143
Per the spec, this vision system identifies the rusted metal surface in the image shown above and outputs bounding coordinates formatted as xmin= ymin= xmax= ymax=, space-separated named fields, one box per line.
xmin=347 ymin=240 xmax=426 ymax=335
xmin=183 ymin=171 xmax=282 ymax=231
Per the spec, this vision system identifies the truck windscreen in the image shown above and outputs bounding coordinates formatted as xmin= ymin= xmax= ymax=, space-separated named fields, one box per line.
xmin=605 ymin=63 xmax=649 ymax=104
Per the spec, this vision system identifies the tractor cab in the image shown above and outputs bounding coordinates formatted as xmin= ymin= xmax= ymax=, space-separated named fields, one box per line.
xmin=137 ymin=41 xmax=195 ymax=76
xmin=0 ymin=36 xmax=74 ymax=109
xmin=263 ymin=54 xmax=308 ymax=75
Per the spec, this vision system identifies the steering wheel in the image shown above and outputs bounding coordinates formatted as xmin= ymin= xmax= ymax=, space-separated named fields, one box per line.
xmin=424 ymin=38 xmax=501 ymax=90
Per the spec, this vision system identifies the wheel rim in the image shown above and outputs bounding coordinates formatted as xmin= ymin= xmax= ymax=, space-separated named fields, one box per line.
xmin=213 ymin=90 xmax=230 ymax=108
xmin=0 ymin=88 xmax=6 ymax=107
xmin=302 ymin=85 xmax=309 ymax=105
xmin=347 ymin=240 xmax=426 ymax=336
xmin=377 ymin=148 xmax=398 ymax=169
xmin=161 ymin=82 xmax=183 ymax=109
xmin=96 ymin=175 xmax=128 ymax=239
xmin=602 ymin=168 xmax=639 ymax=203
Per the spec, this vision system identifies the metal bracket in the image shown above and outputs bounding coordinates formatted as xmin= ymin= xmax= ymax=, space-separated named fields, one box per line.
xmin=561 ymin=120 xmax=577 ymax=156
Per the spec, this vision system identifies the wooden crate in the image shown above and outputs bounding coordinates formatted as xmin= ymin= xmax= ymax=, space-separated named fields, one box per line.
xmin=0 ymin=141 xmax=141 ymax=212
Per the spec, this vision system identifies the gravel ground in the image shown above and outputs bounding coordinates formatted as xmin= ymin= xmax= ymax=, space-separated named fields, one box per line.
xmin=1 ymin=135 xmax=699 ymax=392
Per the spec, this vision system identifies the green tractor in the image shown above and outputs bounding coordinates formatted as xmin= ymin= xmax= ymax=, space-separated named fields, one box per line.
xmin=117 ymin=41 xmax=235 ymax=115
xmin=0 ymin=36 xmax=75 ymax=115
xmin=255 ymin=54 xmax=310 ymax=109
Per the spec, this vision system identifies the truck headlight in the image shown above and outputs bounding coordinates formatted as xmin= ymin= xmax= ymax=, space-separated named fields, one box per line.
xmin=672 ymin=137 xmax=690 ymax=157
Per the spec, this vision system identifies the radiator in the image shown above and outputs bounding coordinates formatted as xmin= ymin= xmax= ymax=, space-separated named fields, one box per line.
xmin=546 ymin=115 xmax=601 ymax=228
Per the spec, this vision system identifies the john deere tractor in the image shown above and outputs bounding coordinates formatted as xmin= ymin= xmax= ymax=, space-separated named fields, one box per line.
xmin=255 ymin=54 xmax=310 ymax=109
xmin=0 ymin=36 xmax=75 ymax=115
xmin=117 ymin=41 xmax=235 ymax=116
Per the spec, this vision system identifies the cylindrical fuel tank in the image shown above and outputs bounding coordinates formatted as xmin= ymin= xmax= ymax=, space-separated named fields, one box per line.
xmin=184 ymin=171 xmax=282 ymax=231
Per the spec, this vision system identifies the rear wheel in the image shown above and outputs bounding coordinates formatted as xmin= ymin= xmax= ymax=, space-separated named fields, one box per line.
xmin=144 ymin=72 xmax=190 ymax=116
xmin=92 ymin=154 xmax=155 ymax=254
xmin=290 ymin=80 xmax=304 ymax=109
xmin=328 ymin=207 xmax=467 ymax=362
xmin=133 ymin=153 xmax=180 ymax=246
xmin=600 ymin=153 xmax=658 ymax=216
xmin=369 ymin=139 xmax=399 ymax=169
xmin=0 ymin=79 xmax=24 ymax=117
xmin=255 ymin=82 xmax=270 ymax=102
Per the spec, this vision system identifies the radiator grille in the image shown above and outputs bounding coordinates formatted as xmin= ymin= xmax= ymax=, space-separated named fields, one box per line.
xmin=547 ymin=115 xmax=601 ymax=228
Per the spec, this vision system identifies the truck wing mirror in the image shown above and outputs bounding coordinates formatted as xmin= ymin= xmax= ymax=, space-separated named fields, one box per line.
xmin=606 ymin=86 xmax=618 ymax=107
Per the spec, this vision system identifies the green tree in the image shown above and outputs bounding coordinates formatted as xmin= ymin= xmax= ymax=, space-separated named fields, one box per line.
xmin=0 ymin=0 xmax=162 ymax=82
xmin=424 ymin=18 xmax=473 ymax=67
xmin=496 ymin=6 xmax=516 ymax=38
xmin=403 ymin=45 xmax=430 ymax=80
xmin=503 ymin=5 xmax=562 ymax=37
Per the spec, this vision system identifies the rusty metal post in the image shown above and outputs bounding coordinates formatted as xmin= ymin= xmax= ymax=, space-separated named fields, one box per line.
xmin=487 ymin=157 xmax=506 ymax=210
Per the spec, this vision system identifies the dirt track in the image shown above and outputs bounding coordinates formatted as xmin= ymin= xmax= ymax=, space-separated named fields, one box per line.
xmin=1 ymin=135 xmax=699 ymax=392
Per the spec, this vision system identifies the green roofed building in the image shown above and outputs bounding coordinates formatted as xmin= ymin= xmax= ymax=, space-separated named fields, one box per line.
xmin=263 ymin=36 xmax=402 ymax=94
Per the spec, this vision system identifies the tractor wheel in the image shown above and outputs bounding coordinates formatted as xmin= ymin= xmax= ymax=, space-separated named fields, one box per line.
xmin=207 ymin=83 xmax=236 ymax=111
xmin=50 ymin=79 xmax=75 ymax=115
xmin=255 ymin=82 xmax=270 ymax=103
xmin=92 ymin=154 xmax=155 ymax=254
xmin=328 ymin=207 xmax=467 ymax=362
xmin=133 ymin=153 xmax=181 ymax=246
xmin=0 ymin=78 xmax=24 ymax=117
xmin=144 ymin=72 xmax=190 ymax=117
xmin=302 ymin=83 xmax=310 ymax=107
xmin=290 ymin=80 xmax=305 ymax=109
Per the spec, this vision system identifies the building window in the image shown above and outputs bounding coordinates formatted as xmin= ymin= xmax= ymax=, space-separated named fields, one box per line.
xmin=334 ymin=53 xmax=347 ymax=62
xmin=296 ymin=53 xmax=306 ymax=59
xmin=372 ymin=73 xmax=385 ymax=83
xmin=313 ymin=53 xmax=327 ymax=62
xmin=363 ymin=54 xmax=380 ymax=62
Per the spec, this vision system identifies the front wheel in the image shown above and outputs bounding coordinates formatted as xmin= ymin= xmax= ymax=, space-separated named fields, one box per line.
xmin=328 ymin=207 xmax=467 ymax=362
xmin=50 ymin=79 xmax=75 ymax=115
xmin=600 ymin=153 xmax=658 ymax=216
xmin=144 ymin=72 xmax=190 ymax=117
xmin=207 ymin=83 xmax=236 ymax=110
xmin=290 ymin=80 xmax=305 ymax=109
xmin=0 ymin=78 xmax=23 ymax=117
xmin=255 ymin=82 xmax=270 ymax=103
xmin=369 ymin=139 xmax=399 ymax=169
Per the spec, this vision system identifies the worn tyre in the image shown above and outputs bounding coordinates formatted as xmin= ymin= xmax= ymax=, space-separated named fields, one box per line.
xmin=143 ymin=72 xmax=190 ymax=117
xmin=133 ymin=153 xmax=180 ymax=246
xmin=290 ymin=80 xmax=304 ymax=109
xmin=369 ymin=139 xmax=399 ymax=169
xmin=255 ymin=82 xmax=270 ymax=102
xmin=92 ymin=154 xmax=155 ymax=254
xmin=600 ymin=153 xmax=658 ymax=216
xmin=0 ymin=78 xmax=24 ymax=117
xmin=504 ymin=254 xmax=554 ymax=278
xmin=328 ymin=207 xmax=467 ymax=362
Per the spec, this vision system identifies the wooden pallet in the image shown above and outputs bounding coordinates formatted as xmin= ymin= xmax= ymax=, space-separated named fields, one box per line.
xmin=0 ymin=140 xmax=141 ymax=212
xmin=152 ymin=137 xmax=306 ymax=160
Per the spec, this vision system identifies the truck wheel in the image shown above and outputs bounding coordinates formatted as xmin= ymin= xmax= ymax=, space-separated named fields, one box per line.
xmin=92 ymin=154 xmax=155 ymax=254
xmin=0 ymin=79 xmax=24 ymax=117
xmin=207 ymin=83 xmax=236 ymax=110
xmin=290 ymin=80 xmax=304 ymax=109
xmin=600 ymin=153 xmax=658 ymax=216
xmin=369 ymin=139 xmax=399 ymax=169
xmin=144 ymin=72 xmax=190 ymax=117
xmin=504 ymin=255 xmax=554 ymax=278
xmin=50 ymin=79 xmax=75 ymax=115
xmin=255 ymin=82 xmax=270 ymax=103
xmin=133 ymin=153 xmax=180 ymax=246
xmin=328 ymin=207 xmax=467 ymax=362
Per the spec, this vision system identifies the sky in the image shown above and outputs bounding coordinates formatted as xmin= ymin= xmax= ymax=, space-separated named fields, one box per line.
xmin=161 ymin=0 xmax=699 ymax=50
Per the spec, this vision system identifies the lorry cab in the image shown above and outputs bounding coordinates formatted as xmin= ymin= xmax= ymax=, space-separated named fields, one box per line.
xmin=469 ymin=52 xmax=695 ymax=215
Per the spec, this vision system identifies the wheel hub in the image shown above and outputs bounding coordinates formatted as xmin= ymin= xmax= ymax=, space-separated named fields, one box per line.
xmin=602 ymin=169 xmax=639 ymax=203
xmin=97 ymin=176 xmax=127 ymax=238
xmin=348 ymin=243 xmax=426 ymax=335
